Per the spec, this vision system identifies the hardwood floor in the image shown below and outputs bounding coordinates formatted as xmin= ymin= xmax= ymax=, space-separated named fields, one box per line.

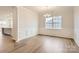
xmin=0 ymin=34 xmax=79 ymax=53
xmin=0 ymin=33 xmax=15 ymax=52
xmin=12 ymin=35 xmax=79 ymax=53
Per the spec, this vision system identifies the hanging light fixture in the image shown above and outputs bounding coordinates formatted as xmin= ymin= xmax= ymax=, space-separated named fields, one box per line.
xmin=43 ymin=6 xmax=52 ymax=18
xmin=43 ymin=13 xmax=51 ymax=18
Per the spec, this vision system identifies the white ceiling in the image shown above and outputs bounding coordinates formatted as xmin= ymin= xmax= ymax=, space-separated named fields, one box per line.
xmin=24 ymin=6 xmax=57 ymax=13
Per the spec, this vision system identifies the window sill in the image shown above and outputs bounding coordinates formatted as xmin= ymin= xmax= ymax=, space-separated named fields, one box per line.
xmin=45 ymin=28 xmax=63 ymax=30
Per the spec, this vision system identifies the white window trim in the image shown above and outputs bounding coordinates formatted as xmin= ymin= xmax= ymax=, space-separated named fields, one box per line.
xmin=45 ymin=16 xmax=62 ymax=29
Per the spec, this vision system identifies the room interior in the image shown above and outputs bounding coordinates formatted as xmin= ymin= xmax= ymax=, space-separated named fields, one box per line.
xmin=0 ymin=6 xmax=79 ymax=53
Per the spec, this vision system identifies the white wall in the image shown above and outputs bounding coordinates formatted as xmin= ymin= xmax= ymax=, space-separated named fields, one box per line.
xmin=17 ymin=7 xmax=38 ymax=41
xmin=74 ymin=7 xmax=79 ymax=46
xmin=38 ymin=7 xmax=74 ymax=38
xmin=11 ymin=7 xmax=18 ymax=40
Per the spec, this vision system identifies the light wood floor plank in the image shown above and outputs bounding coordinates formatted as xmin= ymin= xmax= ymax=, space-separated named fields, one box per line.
xmin=0 ymin=34 xmax=79 ymax=53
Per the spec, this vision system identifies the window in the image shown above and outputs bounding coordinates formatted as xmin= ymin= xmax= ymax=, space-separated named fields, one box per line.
xmin=45 ymin=17 xmax=53 ymax=29
xmin=45 ymin=16 xmax=62 ymax=29
xmin=53 ymin=16 xmax=62 ymax=29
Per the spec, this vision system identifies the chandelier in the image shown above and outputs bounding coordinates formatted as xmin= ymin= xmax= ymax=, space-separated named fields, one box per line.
xmin=43 ymin=6 xmax=52 ymax=18
xmin=43 ymin=13 xmax=51 ymax=18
